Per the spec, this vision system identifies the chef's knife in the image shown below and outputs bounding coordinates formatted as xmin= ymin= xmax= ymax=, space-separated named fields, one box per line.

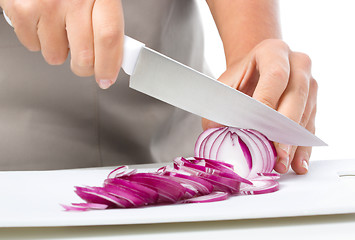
xmin=3 ymin=12 xmax=326 ymax=146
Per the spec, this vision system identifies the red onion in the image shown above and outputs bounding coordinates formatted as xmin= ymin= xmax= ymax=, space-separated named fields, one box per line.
xmin=182 ymin=192 xmax=229 ymax=203
xmin=60 ymin=203 xmax=108 ymax=211
xmin=62 ymin=127 xmax=280 ymax=211
xmin=195 ymin=127 xmax=277 ymax=179
xmin=240 ymin=180 xmax=279 ymax=195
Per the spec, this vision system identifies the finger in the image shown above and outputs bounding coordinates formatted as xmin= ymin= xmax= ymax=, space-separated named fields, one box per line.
xmin=299 ymin=77 xmax=318 ymax=127
xmin=291 ymin=146 xmax=311 ymax=175
xmin=281 ymin=76 xmax=318 ymax=172
xmin=202 ymin=118 xmax=224 ymax=131
xmin=37 ymin=2 xmax=69 ymax=65
xmin=291 ymin=106 xmax=316 ymax=174
xmin=6 ymin=2 xmax=40 ymax=51
xmin=277 ymin=52 xmax=312 ymax=125
xmin=252 ymin=39 xmax=291 ymax=110
xmin=274 ymin=52 xmax=312 ymax=171
xmin=252 ymin=40 xmax=290 ymax=174
xmin=291 ymin=79 xmax=317 ymax=174
xmin=92 ymin=0 xmax=124 ymax=89
xmin=66 ymin=0 xmax=95 ymax=77
xmin=273 ymin=143 xmax=291 ymax=174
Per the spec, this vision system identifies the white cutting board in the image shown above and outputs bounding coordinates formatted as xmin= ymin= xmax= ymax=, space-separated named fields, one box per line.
xmin=0 ymin=159 xmax=354 ymax=227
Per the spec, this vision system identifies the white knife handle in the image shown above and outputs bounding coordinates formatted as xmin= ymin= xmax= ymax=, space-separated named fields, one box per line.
xmin=3 ymin=10 xmax=12 ymax=26
xmin=122 ymin=36 xmax=145 ymax=75
xmin=2 ymin=10 xmax=144 ymax=76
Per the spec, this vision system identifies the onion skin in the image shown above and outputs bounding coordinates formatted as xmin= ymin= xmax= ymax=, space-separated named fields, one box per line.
xmin=62 ymin=127 xmax=280 ymax=211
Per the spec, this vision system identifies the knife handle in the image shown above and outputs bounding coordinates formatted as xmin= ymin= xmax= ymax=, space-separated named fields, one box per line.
xmin=122 ymin=36 xmax=145 ymax=75
xmin=2 ymin=11 xmax=144 ymax=76
xmin=3 ymin=10 xmax=12 ymax=26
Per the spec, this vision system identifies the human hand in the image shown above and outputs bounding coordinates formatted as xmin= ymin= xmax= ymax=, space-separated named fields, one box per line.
xmin=202 ymin=39 xmax=318 ymax=175
xmin=0 ymin=0 xmax=124 ymax=89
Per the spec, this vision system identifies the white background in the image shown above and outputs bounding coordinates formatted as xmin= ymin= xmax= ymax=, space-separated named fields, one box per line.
xmin=197 ymin=0 xmax=355 ymax=162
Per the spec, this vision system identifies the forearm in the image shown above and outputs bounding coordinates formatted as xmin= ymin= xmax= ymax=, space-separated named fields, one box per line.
xmin=206 ymin=0 xmax=281 ymax=67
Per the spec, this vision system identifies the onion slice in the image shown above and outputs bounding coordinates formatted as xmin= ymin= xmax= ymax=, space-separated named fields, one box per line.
xmin=183 ymin=192 xmax=229 ymax=203
xmin=240 ymin=180 xmax=279 ymax=195
xmin=61 ymin=203 xmax=108 ymax=211
xmin=75 ymin=186 xmax=132 ymax=208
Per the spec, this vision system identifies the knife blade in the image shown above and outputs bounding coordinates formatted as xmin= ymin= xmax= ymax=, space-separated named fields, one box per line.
xmin=3 ymin=12 xmax=326 ymax=146
xmin=122 ymin=36 xmax=326 ymax=147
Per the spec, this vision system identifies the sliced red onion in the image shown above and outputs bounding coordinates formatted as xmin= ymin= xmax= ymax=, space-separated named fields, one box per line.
xmin=198 ymin=128 xmax=221 ymax=157
xmin=208 ymin=128 xmax=229 ymax=159
xmin=238 ymin=137 xmax=253 ymax=170
xmin=203 ymin=128 xmax=225 ymax=158
xmin=194 ymin=128 xmax=217 ymax=156
xmin=122 ymin=173 xmax=186 ymax=203
xmin=181 ymin=185 xmax=199 ymax=199
xmin=75 ymin=186 xmax=132 ymax=208
xmin=203 ymin=159 xmax=252 ymax=185
xmin=233 ymin=129 xmax=264 ymax=178
xmin=163 ymin=171 xmax=214 ymax=195
xmin=247 ymin=129 xmax=277 ymax=173
xmin=199 ymin=173 xmax=241 ymax=193
xmin=72 ymin=203 xmax=108 ymax=209
xmin=174 ymin=157 xmax=252 ymax=186
xmin=257 ymin=172 xmax=281 ymax=180
xmin=63 ymin=127 xmax=281 ymax=211
xmin=196 ymin=157 xmax=234 ymax=169
xmin=103 ymin=184 xmax=147 ymax=207
xmin=104 ymin=178 xmax=159 ymax=204
xmin=215 ymin=132 xmax=251 ymax=177
xmin=183 ymin=192 xmax=229 ymax=203
xmin=107 ymin=166 xmax=137 ymax=179
xmin=195 ymin=127 xmax=278 ymax=179
xmin=61 ymin=203 xmax=108 ymax=211
xmin=240 ymin=180 xmax=279 ymax=195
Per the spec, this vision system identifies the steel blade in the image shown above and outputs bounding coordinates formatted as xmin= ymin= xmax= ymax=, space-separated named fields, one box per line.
xmin=129 ymin=47 xmax=326 ymax=146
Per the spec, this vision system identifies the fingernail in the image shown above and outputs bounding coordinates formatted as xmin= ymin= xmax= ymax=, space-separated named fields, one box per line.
xmin=278 ymin=144 xmax=290 ymax=155
xmin=302 ymin=159 xmax=309 ymax=171
xmin=279 ymin=156 xmax=289 ymax=172
xmin=98 ymin=79 xmax=112 ymax=89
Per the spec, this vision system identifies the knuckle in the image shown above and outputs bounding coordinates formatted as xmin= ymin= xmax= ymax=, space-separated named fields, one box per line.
xmin=257 ymin=94 xmax=277 ymax=109
xmin=298 ymin=83 xmax=309 ymax=103
xmin=71 ymin=64 xmax=94 ymax=77
xmin=308 ymin=124 xmax=316 ymax=134
xmin=267 ymin=65 xmax=289 ymax=83
xmin=259 ymin=39 xmax=289 ymax=51
xmin=27 ymin=44 xmax=41 ymax=52
xmin=294 ymin=52 xmax=312 ymax=68
xmin=310 ymin=77 xmax=318 ymax=93
xmin=299 ymin=114 xmax=308 ymax=127
xmin=11 ymin=0 xmax=36 ymax=19
xmin=76 ymin=49 xmax=94 ymax=68
xmin=71 ymin=49 xmax=95 ymax=76
xmin=96 ymin=27 xmax=122 ymax=49
xmin=44 ymin=52 xmax=68 ymax=65
xmin=42 ymin=0 xmax=61 ymax=13
xmin=70 ymin=0 xmax=86 ymax=8
xmin=294 ymin=73 xmax=310 ymax=101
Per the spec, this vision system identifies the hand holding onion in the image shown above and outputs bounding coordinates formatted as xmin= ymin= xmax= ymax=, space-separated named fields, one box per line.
xmin=202 ymin=39 xmax=318 ymax=175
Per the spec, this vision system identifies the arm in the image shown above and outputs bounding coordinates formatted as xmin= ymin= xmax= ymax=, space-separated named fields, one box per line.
xmin=206 ymin=0 xmax=281 ymax=65
xmin=204 ymin=0 xmax=318 ymax=175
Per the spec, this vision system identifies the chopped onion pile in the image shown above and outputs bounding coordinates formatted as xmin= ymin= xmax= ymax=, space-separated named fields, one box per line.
xmin=62 ymin=127 xmax=280 ymax=211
